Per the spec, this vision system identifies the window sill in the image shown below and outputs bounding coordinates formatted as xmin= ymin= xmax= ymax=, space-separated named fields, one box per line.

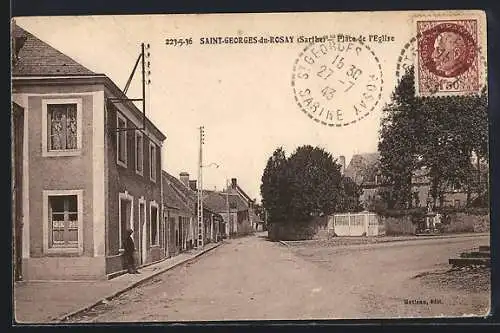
xmin=45 ymin=247 xmax=82 ymax=255
xmin=43 ymin=150 xmax=81 ymax=158
xmin=136 ymin=170 xmax=144 ymax=177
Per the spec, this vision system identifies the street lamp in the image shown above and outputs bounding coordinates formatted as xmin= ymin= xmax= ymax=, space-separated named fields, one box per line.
xmin=202 ymin=162 xmax=220 ymax=169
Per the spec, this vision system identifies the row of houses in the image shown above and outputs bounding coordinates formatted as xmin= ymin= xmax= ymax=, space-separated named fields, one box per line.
xmin=11 ymin=23 xmax=260 ymax=281
xmin=341 ymin=152 xmax=484 ymax=209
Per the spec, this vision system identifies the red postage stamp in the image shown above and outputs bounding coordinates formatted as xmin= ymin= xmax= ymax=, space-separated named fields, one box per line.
xmin=415 ymin=19 xmax=482 ymax=96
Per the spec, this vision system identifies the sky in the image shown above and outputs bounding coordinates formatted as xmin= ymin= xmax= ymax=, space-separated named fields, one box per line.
xmin=15 ymin=12 xmax=485 ymax=202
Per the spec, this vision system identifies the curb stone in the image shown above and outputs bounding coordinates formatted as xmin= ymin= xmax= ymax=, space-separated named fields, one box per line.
xmin=57 ymin=242 xmax=223 ymax=323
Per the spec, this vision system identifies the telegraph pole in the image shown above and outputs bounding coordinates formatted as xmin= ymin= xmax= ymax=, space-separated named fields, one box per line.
xmin=226 ymin=178 xmax=230 ymax=238
xmin=197 ymin=126 xmax=205 ymax=248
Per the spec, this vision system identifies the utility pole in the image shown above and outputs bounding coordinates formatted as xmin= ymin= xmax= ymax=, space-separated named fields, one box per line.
xmin=197 ymin=126 xmax=205 ymax=248
xmin=226 ymin=178 xmax=230 ymax=238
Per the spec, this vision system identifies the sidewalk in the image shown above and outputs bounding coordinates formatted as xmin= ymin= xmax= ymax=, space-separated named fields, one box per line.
xmin=13 ymin=242 xmax=222 ymax=324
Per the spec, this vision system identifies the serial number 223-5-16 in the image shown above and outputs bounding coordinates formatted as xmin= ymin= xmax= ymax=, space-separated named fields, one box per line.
xmin=165 ymin=38 xmax=193 ymax=47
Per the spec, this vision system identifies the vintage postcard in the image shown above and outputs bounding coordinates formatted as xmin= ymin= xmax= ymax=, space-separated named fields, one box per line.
xmin=11 ymin=10 xmax=490 ymax=323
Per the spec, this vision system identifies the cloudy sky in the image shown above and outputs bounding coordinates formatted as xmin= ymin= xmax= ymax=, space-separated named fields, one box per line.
xmin=15 ymin=11 xmax=485 ymax=201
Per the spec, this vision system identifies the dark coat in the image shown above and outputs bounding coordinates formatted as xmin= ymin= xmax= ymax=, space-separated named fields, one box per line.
xmin=123 ymin=235 xmax=135 ymax=255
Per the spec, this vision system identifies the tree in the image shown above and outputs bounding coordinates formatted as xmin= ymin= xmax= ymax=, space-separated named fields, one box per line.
xmin=260 ymin=147 xmax=289 ymax=223
xmin=260 ymin=145 xmax=359 ymax=225
xmin=378 ymin=67 xmax=422 ymax=208
xmin=286 ymin=145 xmax=344 ymax=221
xmin=379 ymin=66 xmax=489 ymax=209
xmin=339 ymin=176 xmax=363 ymax=212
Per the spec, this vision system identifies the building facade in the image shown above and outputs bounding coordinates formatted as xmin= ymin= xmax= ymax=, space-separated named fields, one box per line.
xmin=162 ymin=171 xmax=223 ymax=255
xmin=202 ymin=178 xmax=255 ymax=237
xmin=12 ymin=23 xmax=167 ymax=280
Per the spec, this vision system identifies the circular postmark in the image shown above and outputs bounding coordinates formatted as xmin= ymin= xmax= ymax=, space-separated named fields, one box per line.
xmin=291 ymin=38 xmax=383 ymax=127
xmin=395 ymin=36 xmax=417 ymax=82
xmin=418 ymin=22 xmax=477 ymax=78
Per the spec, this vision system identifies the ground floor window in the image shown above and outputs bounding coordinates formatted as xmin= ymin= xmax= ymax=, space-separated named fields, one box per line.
xmin=49 ymin=195 xmax=78 ymax=247
xmin=43 ymin=189 xmax=83 ymax=254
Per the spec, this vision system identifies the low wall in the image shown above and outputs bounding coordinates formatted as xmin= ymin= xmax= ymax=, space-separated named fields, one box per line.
xmin=381 ymin=216 xmax=416 ymax=236
xmin=268 ymin=212 xmax=489 ymax=240
xmin=442 ymin=212 xmax=490 ymax=233
xmin=380 ymin=212 xmax=489 ymax=236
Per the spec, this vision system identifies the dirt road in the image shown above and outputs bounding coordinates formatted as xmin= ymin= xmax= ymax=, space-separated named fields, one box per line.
xmin=68 ymin=233 xmax=490 ymax=322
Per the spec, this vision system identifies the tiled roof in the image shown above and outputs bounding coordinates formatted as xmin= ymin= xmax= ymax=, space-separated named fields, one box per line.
xmin=162 ymin=171 xmax=221 ymax=215
xmin=202 ymin=190 xmax=249 ymax=213
xmin=235 ymin=185 xmax=253 ymax=202
xmin=12 ymin=23 xmax=96 ymax=76
xmin=162 ymin=171 xmax=193 ymax=214
xmin=344 ymin=152 xmax=380 ymax=184
xmin=345 ymin=152 xmax=434 ymax=187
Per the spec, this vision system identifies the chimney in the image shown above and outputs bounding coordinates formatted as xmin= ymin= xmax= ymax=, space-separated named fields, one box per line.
xmin=231 ymin=178 xmax=237 ymax=189
xmin=179 ymin=172 xmax=189 ymax=188
xmin=338 ymin=156 xmax=346 ymax=175
xmin=189 ymin=180 xmax=197 ymax=191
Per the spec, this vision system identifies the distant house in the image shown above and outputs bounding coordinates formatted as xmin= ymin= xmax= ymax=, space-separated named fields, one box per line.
xmin=11 ymin=23 xmax=167 ymax=280
xmin=202 ymin=178 xmax=256 ymax=236
xmin=162 ymin=171 xmax=195 ymax=256
xmin=163 ymin=171 xmax=223 ymax=251
xmin=344 ymin=152 xmax=470 ymax=209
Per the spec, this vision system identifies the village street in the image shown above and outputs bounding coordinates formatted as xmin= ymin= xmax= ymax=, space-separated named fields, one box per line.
xmin=67 ymin=233 xmax=490 ymax=322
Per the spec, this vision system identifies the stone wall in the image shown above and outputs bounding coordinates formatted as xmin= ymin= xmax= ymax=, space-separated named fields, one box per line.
xmin=442 ymin=212 xmax=490 ymax=233
xmin=381 ymin=216 xmax=416 ymax=236
xmin=268 ymin=213 xmax=489 ymax=240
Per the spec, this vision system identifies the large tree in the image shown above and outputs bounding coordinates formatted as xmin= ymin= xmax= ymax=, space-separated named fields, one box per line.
xmin=260 ymin=145 xmax=361 ymax=225
xmin=260 ymin=147 xmax=289 ymax=223
xmin=286 ymin=145 xmax=344 ymax=221
xmin=379 ymin=66 xmax=488 ymax=209
xmin=378 ymin=67 xmax=423 ymax=208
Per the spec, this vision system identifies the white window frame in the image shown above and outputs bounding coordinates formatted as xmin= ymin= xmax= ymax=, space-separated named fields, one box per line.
xmin=135 ymin=130 xmax=144 ymax=176
xmin=116 ymin=112 xmax=128 ymax=168
xmin=42 ymin=98 xmax=83 ymax=157
xmin=149 ymin=142 xmax=157 ymax=182
xmin=149 ymin=200 xmax=160 ymax=247
xmin=118 ymin=191 xmax=134 ymax=252
xmin=42 ymin=189 xmax=84 ymax=255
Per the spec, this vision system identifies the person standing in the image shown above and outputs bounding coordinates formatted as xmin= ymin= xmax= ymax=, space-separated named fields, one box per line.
xmin=123 ymin=229 xmax=140 ymax=274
